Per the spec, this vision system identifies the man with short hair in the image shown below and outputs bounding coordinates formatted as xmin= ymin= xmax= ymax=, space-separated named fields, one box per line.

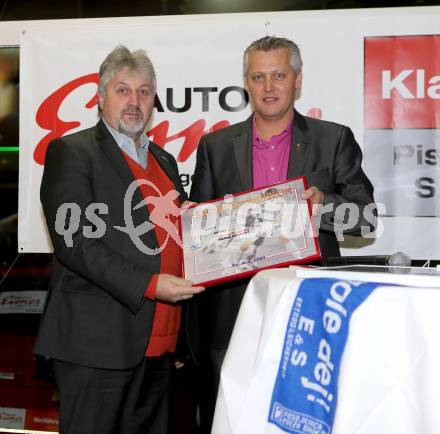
xmin=35 ymin=45 xmax=204 ymax=434
xmin=190 ymin=35 xmax=375 ymax=433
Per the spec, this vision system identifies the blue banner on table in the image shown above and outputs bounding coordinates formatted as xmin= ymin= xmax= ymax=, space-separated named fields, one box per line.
xmin=268 ymin=278 xmax=383 ymax=434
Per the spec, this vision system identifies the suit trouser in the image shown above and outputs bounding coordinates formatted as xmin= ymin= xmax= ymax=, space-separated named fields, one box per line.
xmin=53 ymin=354 xmax=172 ymax=434
xmin=198 ymin=348 xmax=227 ymax=434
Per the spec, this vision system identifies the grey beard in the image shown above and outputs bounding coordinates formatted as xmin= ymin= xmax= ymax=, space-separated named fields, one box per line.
xmin=118 ymin=117 xmax=146 ymax=139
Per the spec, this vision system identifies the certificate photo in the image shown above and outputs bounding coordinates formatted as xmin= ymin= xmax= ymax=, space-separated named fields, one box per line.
xmin=179 ymin=177 xmax=321 ymax=286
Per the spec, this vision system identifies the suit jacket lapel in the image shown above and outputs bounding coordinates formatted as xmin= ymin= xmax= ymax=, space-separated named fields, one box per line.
xmin=233 ymin=115 xmax=253 ymax=191
xmin=96 ymin=120 xmax=157 ymax=246
xmin=96 ymin=120 xmax=141 ymax=191
xmin=287 ymin=110 xmax=311 ymax=179
xmin=149 ymin=143 xmax=187 ymax=203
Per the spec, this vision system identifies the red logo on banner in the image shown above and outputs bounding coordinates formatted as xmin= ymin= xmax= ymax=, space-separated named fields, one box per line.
xmin=148 ymin=119 xmax=229 ymax=162
xmin=34 ymin=73 xmax=99 ymax=165
xmin=34 ymin=74 xmax=230 ymax=165
xmin=364 ymin=35 xmax=440 ymax=129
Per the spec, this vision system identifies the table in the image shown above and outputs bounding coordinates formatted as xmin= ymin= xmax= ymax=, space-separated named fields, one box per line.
xmin=212 ymin=268 xmax=440 ymax=434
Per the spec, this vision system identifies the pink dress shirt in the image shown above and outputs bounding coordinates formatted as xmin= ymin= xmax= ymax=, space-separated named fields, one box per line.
xmin=252 ymin=115 xmax=294 ymax=189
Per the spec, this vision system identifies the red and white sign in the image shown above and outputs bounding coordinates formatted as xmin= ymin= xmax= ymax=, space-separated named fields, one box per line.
xmin=364 ymin=34 xmax=440 ymax=219
xmin=0 ymin=407 xmax=58 ymax=432
xmin=25 ymin=409 xmax=59 ymax=432
xmin=365 ymin=35 xmax=440 ymax=129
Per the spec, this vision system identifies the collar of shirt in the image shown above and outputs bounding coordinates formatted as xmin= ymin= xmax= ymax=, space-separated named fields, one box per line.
xmin=252 ymin=114 xmax=294 ymax=150
xmin=102 ymin=118 xmax=149 ymax=169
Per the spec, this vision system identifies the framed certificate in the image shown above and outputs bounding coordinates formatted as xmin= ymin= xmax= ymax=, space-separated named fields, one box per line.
xmin=179 ymin=177 xmax=321 ymax=286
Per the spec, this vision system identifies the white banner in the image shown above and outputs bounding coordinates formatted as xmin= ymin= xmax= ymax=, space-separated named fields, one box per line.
xmin=17 ymin=8 xmax=440 ymax=258
xmin=214 ymin=268 xmax=440 ymax=434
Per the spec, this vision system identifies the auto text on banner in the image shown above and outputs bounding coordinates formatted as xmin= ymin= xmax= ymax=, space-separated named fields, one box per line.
xmin=268 ymin=278 xmax=384 ymax=434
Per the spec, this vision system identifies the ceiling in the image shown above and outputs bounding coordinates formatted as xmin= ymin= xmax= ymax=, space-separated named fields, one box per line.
xmin=0 ymin=0 xmax=438 ymax=21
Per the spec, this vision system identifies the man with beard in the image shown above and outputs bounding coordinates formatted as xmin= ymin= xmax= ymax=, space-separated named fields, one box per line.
xmin=35 ymin=45 xmax=204 ymax=434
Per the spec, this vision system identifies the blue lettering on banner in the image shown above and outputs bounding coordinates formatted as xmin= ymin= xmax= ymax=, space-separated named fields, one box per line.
xmin=268 ymin=278 xmax=383 ymax=434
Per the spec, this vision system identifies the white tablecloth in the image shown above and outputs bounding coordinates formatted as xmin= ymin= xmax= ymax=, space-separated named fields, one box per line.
xmin=212 ymin=268 xmax=440 ymax=434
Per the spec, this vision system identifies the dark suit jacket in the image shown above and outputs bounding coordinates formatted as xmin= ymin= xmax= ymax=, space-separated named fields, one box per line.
xmin=34 ymin=120 xmax=187 ymax=370
xmin=189 ymin=110 xmax=375 ymax=353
